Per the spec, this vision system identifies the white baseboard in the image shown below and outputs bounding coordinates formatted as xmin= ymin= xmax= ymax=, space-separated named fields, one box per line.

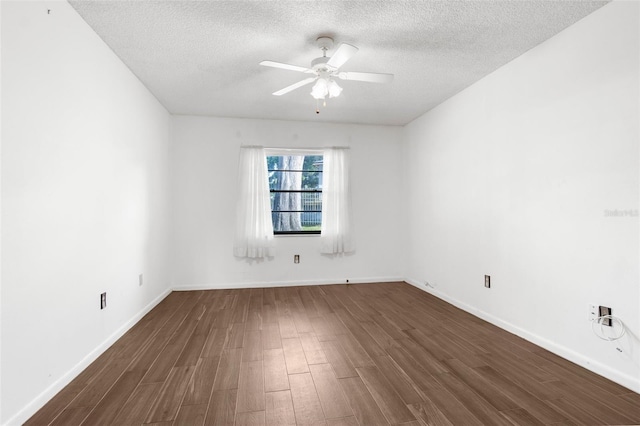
xmin=404 ymin=277 xmax=640 ymax=394
xmin=173 ymin=276 xmax=404 ymax=291
xmin=5 ymin=288 xmax=172 ymax=426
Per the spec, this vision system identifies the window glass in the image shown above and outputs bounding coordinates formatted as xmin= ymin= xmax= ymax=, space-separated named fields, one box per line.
xmin=267 ymin=155 xmax=323 ymax=234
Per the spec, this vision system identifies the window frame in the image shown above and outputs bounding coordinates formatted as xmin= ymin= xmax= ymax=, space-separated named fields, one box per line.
xmin=266 ymin=150 xmax=323 ymax=236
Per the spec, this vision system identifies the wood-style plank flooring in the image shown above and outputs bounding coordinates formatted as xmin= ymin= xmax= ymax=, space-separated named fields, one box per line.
xmin=26 ymin=282 xmax=640 ymax=425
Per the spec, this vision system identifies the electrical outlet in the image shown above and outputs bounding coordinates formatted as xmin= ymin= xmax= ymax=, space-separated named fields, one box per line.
xmin=100 ymin=292 xmax=107 ymax=309
xmin=484 ymin=275 xmax=491 ymax=288
xmin=139 ymin=274 xmax=143 ymax=286
xmin=294 ymin=254 xmax=300 ymax=264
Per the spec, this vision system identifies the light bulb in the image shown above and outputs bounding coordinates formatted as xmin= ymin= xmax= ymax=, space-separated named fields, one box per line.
xmin=327 ymin=79 xmax=342 ymax=98
xmin=310 ymin=78 xmax=328 ymax=100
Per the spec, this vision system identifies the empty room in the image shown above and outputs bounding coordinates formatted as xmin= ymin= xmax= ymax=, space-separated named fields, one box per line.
xmin=1 ymin=0 xmax=639 ymax=425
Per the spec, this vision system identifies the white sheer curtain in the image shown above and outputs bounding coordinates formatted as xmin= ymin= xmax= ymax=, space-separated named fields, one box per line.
xmin=321 ymin=147 xmax=354 ymax=254
xmin=233 ymin=146 xmax=274 ymax=258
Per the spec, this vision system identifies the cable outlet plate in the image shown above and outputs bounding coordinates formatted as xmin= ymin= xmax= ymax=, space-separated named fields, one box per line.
xmin=589 ymin=304 xmax=612 ymax=326
xmin=599 ymin=306 xmax=612 ymax=326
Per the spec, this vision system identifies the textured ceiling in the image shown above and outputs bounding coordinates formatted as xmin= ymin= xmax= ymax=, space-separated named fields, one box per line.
xmin=69 ymin=0 xmax=609 ymax=126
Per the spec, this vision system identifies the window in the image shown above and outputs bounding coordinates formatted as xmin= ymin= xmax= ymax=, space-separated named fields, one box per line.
xmin=267 ymin=154 xmax=323 ymax=234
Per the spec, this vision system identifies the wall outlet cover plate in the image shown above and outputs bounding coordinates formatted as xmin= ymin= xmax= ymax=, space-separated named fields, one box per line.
xmin=598 ymin=306 xmax=612 ymax=326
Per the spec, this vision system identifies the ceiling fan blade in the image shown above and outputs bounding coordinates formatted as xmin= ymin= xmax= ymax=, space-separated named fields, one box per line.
xmin=272 ymin=77 xmax=317 ymax=96
xmin=337 ymin=71 xmax=394 ymax=84
xmin=260 ymin=60 xmax=313 ymax=73
xmin=326 ymin=43 xmax=358 ymax=69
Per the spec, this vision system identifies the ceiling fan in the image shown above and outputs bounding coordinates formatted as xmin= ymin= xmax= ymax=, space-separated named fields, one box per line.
xmin=260 ymin=37 xmax=393 ymax=103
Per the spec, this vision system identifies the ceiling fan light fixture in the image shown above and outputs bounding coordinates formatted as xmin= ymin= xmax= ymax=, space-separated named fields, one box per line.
xmin=311 ymin=77 xmax=342 ymax=100
xmin=327 ymin=79 xmax=342 ymax=98
xmin=311 ymin=78 xmax=329 ymax=99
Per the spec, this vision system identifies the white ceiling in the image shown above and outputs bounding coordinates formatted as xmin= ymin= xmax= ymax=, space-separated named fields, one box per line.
xmin=69 ymin=0 xmax=609 ymax=126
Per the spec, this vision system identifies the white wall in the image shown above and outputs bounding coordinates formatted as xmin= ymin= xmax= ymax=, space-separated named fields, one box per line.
xmin=171 ymin=116 xmax=404 ymax=289
xmin=403 ymin=0 xmax=639 ymax=392
xmin=0 ymin=1 xmax=4 ymax=423
xmin=1 ymin=1 xmax=172 ymax=424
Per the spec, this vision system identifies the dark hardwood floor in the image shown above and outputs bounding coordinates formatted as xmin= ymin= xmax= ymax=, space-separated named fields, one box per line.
xmin=26 ymin=282 xmax=640 ymax=425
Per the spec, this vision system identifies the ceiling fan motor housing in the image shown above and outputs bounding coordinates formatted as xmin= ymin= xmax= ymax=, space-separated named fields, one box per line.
xmin=311 ymin=56 xmax=336 ymax=72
